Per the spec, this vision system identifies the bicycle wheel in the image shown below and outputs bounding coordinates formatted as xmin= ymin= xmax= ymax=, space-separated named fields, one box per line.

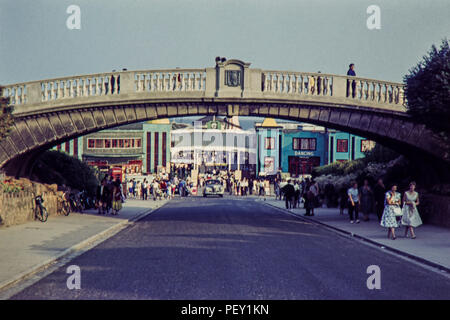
xmin=63 ymin=201 xmax=70 ymax=216
xmin=37 ymin=206 xmax=48 ymax=222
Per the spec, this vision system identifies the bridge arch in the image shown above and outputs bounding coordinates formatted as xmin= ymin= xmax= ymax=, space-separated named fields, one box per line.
xmin=1 ymin=60 xmax=448 ymax=177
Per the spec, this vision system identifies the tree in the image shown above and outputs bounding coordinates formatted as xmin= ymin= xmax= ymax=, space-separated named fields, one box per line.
xmin=0 ymin=86 xmax=14 ymax=142
xmin=404 ymin=39 xmax=450 ymax=140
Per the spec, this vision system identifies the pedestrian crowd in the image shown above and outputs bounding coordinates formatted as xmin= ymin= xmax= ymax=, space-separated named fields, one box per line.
xmin=277 ymin=177 xmax=423 ymax=240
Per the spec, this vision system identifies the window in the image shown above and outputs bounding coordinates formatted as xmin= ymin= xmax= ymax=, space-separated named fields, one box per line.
xmin=265 ymin=137 xmax=275 ymax=150
xmin=118 ymin=139 xmax=124 ymax=148
xmin=88 ymin=139 xmax=95 ymax=149
xmin=136 ymin=139 xmax=141 ymax=148
xmin=112 ymin=139 xmax=117 ymax=148
xmin=94 ymin=139 xmax=104 ymax=148
xmin=337 ymin=139 xmax=348 ymax=152
xmin=104 ymin=139 xmax=111 ymax=148
xmin=293 ymin=138 xmax=316 ymax=151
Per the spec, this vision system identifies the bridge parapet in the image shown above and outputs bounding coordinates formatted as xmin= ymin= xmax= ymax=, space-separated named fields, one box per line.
xmin=261 ymin=71 xmax=405 ymax=108
xmin=2 ymin=63 xmax=406 ymax=115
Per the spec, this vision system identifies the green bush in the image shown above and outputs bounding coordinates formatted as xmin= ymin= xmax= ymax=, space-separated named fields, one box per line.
xmin=31 ymin=150 xmax=99 ymax=196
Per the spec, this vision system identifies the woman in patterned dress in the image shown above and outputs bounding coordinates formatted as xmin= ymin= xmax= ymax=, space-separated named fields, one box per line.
xmin=401 ymin=182 xmax=422 ymax=239
xmin=380 ymin=184 xmax=402 ymax=240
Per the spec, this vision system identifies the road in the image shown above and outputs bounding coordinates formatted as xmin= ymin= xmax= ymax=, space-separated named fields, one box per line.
xmin=10 ymin=196 xmax=450 ymax=299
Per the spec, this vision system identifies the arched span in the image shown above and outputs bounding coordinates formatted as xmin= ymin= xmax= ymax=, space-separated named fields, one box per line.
xmin=1 ymin=61 xmax=448 ymax=177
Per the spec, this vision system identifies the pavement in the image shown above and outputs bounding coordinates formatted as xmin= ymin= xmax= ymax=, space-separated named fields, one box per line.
xmin=0 ymin=198 xmax=168 ymax=295
xmin=7 ymin=196 xmax=450 ymax=300
xmin=259 ymin=197 xmax=450 ymax=272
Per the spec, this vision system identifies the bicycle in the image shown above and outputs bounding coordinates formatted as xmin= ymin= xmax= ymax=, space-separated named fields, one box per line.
xmin=34 ymin=195 xmax=48 ymax=222
xmin=58 ymin=193 xmax=71 ymax=216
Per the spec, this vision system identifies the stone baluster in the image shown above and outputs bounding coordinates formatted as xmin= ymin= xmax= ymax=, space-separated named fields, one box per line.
xmin=77 ymin=79 xmax=82 ymax=97
xmin=275 ymin=74 xmax=281 ymax=93
xmin=269 ymin=74 xmax=274 ymax=92
xmin=189 ymin=73 xmax=195 ymax=91
xmin=99 ymin=78 xmax=105 ymax=95
xmin=165 ymin=73 xmax=170 ymax=91
xmin=145 ymin=73 xmax=150 ymax=91
xmin=57 ymin=81 xmax=62 ymax=99
xmin=62 ymin=81 xmax=67 ymax=98
xmin=84 ymin=78 xmax=89 ymax=96
xmin=90 ymin=78 xmax=95 ymax=96
xmin=155 ymin=74 xmax=160 ymax=91
xmin=197 ymin=73 xmax=202 ymax=91
xmin=184 ymin=73 xmax=189 ymax=91
xmin=293 ymin=75 xmax=298 ymax=94
xmin=281 ymin=74 xmax=286 ymax=93
xmin=151 ymin=74 xmax=156 ymax=92
xmin=93 ymin=77 xmax=99 ymax=95
xmin=49 ymin=82 xmax=54 ymax=100
xmin=136 ymin=74 xmax=141 ymax=92
xmin=13 ymin=87 xmax=18 ymax=104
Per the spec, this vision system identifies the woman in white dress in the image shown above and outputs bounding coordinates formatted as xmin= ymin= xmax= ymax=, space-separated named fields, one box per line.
xmin=401 ymin=182 xmax=422 ymax=239
xmin=380 ymin=184 xmax=402 ymax=240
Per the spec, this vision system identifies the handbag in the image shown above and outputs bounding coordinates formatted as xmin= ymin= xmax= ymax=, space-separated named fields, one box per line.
xmin=393 ymin=206 xmax=403 ymax=217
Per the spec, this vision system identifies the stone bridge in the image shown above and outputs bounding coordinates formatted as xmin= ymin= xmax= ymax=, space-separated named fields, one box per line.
xmin=1 ymin=59 xmax=448 ymax=177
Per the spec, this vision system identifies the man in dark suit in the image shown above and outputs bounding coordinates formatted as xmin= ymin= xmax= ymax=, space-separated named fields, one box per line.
xmin=282 ymin=180 xmax=295 ymax=209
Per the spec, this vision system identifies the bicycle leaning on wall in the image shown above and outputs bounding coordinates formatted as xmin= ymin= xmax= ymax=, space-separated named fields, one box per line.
xmin=58 ymin=192 xmax=71 ymax=216
xmin=33 ymin=194 xmax=48 ymax=222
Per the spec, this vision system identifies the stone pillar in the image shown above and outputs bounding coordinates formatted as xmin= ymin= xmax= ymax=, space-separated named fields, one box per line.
xmin=119 ymin=71 xmax=135 ymax=94
xmin=204 ymin=67 xmax=216 ymax=97
xmin=332 ymin=76 xmax=348 ymax=98
xmin=26 ymin=82 xmax=42 ymax=104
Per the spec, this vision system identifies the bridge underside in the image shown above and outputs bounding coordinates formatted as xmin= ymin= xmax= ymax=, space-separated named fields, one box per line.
xmin=1 ymin=101 xmax=448 ymax=178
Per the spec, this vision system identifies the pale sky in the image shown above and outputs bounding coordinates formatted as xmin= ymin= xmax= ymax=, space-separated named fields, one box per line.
xmin=1 ymin=0 xmax=449 ymax=85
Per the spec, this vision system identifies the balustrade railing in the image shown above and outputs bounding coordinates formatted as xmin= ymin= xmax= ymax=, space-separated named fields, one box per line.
xmin=134 ymin=69 xmax=206 ymax=92
xmin=262 ymin=71 xmax=334 ymax=97
xmin=40 ymin=73 xmax=121 ymax=101
xmin=261 ymin=70 xmax=405 ymax=107
xmin=2 ymin=68 xmax=405 ymax=110
xmin=2 ymin=84 xmax=27 ymax=105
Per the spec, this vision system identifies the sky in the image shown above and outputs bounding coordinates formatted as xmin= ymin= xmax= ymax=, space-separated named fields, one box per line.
xmin=0 ymin=0 xmax=449 ymax=85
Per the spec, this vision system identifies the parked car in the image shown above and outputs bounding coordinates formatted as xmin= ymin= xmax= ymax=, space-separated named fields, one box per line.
xmin=203 ymin=179 xmax=224 ymax=197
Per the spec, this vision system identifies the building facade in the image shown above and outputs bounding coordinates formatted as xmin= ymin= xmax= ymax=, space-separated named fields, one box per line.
xmin=53 ymin=116 xmax=375 ymax=180
xmin=255 ymin=118 xmax=375 ymax=177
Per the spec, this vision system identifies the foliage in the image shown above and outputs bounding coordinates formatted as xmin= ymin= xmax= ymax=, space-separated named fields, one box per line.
xmin=404 ymin=39 xmax=450 ymax=141
xmin=31 ymin=150 xmax=99 ymax=196
xmin=0 ymin=86 xmax=14 ymax=142
xmin=0 ymin=179 xmax=24 ymax=193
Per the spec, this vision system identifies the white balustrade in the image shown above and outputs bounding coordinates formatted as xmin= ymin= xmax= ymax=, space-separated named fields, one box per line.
xmin=261 ymin=70 xmax=404 ymax=108
xmin=134 ymin=69 xmax=206 ymax=93
xmin=2 ymin=85 xmax=27 ymax=105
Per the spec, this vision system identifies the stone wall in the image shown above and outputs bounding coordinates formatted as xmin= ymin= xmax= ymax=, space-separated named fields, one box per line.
xmin=420 ymin=193 xmax=450 ymax=228
xmin=0 ymin=178 xmax=62 ymax=227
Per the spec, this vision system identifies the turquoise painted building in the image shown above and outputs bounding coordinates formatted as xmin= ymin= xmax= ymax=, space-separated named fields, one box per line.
xmin=256 ymin=118 xmax=375 ymax=177
xmin=328 ymin=132 xmax=375 ymax=163
xmin=255 ymin=118 xmax=282 ymax=176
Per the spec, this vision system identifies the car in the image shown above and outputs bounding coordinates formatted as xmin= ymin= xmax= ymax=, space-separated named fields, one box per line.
xmin=203 ymin=179 xmax=224 ymax=197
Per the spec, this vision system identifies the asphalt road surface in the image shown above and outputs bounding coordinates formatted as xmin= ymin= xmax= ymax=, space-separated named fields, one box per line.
xmin=10 ymin=196 xmax=450 ymax=299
